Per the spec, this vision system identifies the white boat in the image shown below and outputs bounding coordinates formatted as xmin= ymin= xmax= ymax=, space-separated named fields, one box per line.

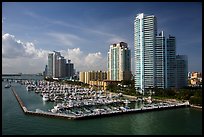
xmin=123 ymin=99 xmax=131 ymax=104
xmin=146 ymin=96 xmax=152 ymax=104
xmin=51 ymin=108 xmax=57 ymax=113
xmin=5 ymin=84 xmax=11 ymax=88
xmin=42 ymin=94 xmax=49 ymax=101
xmin=26 ymin=86 xmax=31 ymax=91
xmin=54 ymin=103 xmax=63 ymax=110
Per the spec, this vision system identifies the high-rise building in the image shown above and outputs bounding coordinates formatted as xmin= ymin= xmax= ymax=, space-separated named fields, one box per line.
xmin=134 ymin=13 xmax=157 ymax=93
xmin=79 ymin=71 xmax=107 ymax=84
xmin=155 ymin=31 xmax=166 ymax=88
xmin=66 ymin=60 xmax=74 ymax=79
xmin=134 ymin=13 xmax=188 ymax=93
xmin=58 ymin=56 xmax=66 ymax=78
xmin=48 ymin=53 xmax=53 ymax=77
xmin=43 ymin=65 xmax=48 ymax=78
xmin=107 ymin=42 xmax=131 ymax=81
xmin=166 ymin=35 xmax=176 ymax=88
xmin=176 ymin=55 xmax=188 ymax=88
xmin=47 ymin=51 xmax=75 ymax=79
xmin=53 ymin=51 xmax=61 ymax=78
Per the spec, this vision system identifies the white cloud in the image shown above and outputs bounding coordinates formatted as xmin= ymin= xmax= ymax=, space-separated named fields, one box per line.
xmin=62 ymin=48 xmax=106 ymax=72
xmin=2 ymin=33 xmax=49 ymax=59
xmin=2 ymin=33 xmax=107 ymax=74
xmin=2 ymin=33 xmax=50 ymax=74
xmin=85 ymin=52 xmax=102 ymax=64
xmin=62 ymin=48 xmax=83 ymax=65
xmin=2 ymin=33 xmax=26 ymax=58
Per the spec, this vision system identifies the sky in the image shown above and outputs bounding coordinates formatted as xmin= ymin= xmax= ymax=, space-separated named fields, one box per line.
xmin=2 ymin=2 xmax=202 ymax=74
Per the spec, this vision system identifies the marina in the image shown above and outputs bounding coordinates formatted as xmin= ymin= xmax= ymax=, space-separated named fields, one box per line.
xmin=2 ymin=76 xmax=202 ymax=135
xmin=10 ymin=79 xmax=190 ymax=120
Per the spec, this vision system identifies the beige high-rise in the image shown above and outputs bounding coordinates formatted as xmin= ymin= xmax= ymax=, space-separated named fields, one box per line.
xmin=107 ymin=42 xmax=131 ymax=81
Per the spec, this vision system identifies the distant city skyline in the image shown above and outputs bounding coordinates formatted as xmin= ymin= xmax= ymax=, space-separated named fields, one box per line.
xmin=2 ymin=2 xmax=202 ymax=74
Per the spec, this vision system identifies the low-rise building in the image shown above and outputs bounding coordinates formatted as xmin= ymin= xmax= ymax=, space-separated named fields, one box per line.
xmin=79 ymin=70 xmax=107 ymax=84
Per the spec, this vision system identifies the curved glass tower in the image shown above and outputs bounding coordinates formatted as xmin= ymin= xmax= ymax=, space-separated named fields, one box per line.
xmin=134 ymin=13 xmax=157 ymax=94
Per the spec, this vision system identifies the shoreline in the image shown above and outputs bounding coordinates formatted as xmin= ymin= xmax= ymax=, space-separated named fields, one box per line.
xmin=190 ymin=104 xmax=202 ymax=110
xmin=112 ymin=93 xmax=202 ymax=110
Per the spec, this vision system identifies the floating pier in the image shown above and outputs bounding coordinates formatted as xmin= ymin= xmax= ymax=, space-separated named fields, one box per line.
xmin=12 ymin=87 xmax=190 ymax=120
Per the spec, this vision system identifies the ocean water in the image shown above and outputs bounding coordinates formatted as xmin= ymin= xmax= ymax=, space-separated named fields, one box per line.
xmin=2 ymin=75 xmax=202 ymax=135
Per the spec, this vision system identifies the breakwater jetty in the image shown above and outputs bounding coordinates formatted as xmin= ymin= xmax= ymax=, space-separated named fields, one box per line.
xmin=11 ymin=87 xmax=190 ymax=120
xmin=12 ymin=87 xmax=28 ymax=113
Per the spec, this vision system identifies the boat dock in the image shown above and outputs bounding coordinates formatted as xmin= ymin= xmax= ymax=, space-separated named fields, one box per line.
xmin=12 ymin=87 xmax=77 ymax=119
xmin=76 ymin=104 xmax=188 ymax=120
xmin=11 ymin=87 xmax=190 ymax=120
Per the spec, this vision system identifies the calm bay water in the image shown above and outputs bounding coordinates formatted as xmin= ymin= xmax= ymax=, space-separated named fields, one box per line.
xmin=2 ymin=75 xmax=202 ymax=135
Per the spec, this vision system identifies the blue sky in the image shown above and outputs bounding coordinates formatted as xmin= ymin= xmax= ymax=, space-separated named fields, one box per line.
xmin=2 ymin=2 xmax=202 ymax=74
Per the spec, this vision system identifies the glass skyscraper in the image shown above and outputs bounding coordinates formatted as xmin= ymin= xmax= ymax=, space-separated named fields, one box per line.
xmin=47 ymin=51 xmax=74 ymax=79
xmin=134 ymin=13 xmax=157 ymax=93
xmin=58 ymin=56 xmax=66 ymax=78
xmin=166 ymin=35 xmax=176 ymax=88
xmin=66 ymin=60 xmax=74 ymax=79
xmin=176 ymin=55 xmax=188 ymax=88
xmin=53 ymin=51 xmax=61 ymax=78
xmin=155 ymin=31 xmax=166 ymax=89
xmin=134 ymin=13 xmax=188 ymax=93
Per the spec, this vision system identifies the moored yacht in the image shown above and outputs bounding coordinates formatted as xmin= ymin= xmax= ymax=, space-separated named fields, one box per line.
xmin=146 ymin=96 xmax=152 ymax=104
xmin=123 ymin=99 xmax=131 ymax=104
xmin=5 ymin=84 xmax=11 ymax=88
xmin=42 ymin=94 xmax=49 ymax=101
xmin=51 ymin=108 xmax=57 ymax=113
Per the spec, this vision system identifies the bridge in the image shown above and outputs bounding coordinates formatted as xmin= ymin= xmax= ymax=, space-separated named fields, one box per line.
xmin=2 ymin=74 xmax=22 ymax=76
